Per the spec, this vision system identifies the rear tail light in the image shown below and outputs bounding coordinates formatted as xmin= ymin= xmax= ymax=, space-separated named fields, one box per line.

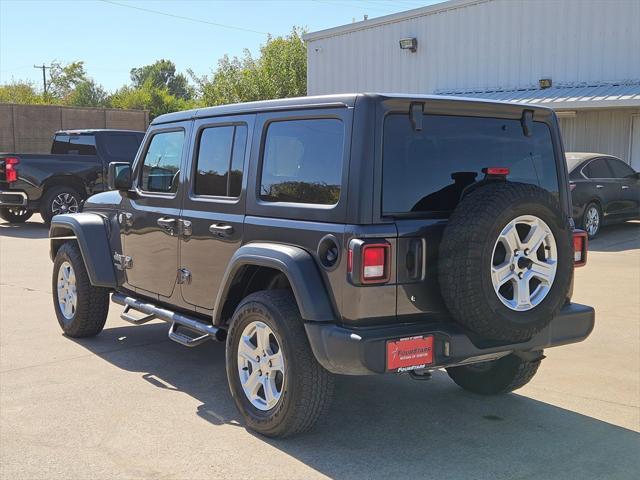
xmin=569 ymin=182 xmax=577 ymax=191
xmin=348 ymin=240 xmax=391 ymax=285
xmin=4 ymin=157 xmax=19 ymax=183
xmin=573 ymin=230 xmax=588 ymax=267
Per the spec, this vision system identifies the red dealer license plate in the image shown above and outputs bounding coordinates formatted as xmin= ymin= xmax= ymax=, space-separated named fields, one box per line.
xmin=386 ymin=335 xmax=434 ymax=372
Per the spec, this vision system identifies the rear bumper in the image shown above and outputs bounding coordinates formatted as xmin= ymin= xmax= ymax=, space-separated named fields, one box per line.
xmin=0 ymin=190 xmax=28 ymax=207
xmin=305 ymin=303 xmax=595 ymax=375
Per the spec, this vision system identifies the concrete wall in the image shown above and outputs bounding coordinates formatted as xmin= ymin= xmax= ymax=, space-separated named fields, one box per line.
xmin=0 ymin=104 xmax=149 ymax=153
xmin=306 ymin=0 xmax=640 ymax=95
xmin=559 ymin=108 xmax=640 ymax=164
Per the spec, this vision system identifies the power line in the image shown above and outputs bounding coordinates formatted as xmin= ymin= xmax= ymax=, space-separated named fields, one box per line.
xmin=310 ymin=0 xmax=397 ymax=13
xmin=98 ymin=0 xmax=268 ymax=35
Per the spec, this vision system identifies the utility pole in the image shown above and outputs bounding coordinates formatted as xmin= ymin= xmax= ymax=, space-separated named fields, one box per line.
xmin=33 ymin=63 xmax=51 ymax=95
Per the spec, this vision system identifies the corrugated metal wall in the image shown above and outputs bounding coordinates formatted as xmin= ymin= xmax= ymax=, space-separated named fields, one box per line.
xmin=559 ymin=108 xmax=640 ymax=163
xmin=306 ymin=0 xmax=640 ymax=95
xmin=0 ymin=104 xmax=149 ymax=153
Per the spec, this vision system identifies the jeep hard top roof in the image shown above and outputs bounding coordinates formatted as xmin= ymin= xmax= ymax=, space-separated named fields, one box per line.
xmin=151 ymin=93 xmax=556 ymax=125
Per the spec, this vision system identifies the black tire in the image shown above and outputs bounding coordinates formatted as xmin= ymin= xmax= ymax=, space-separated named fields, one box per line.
xmin=40 ymin=185 xmax=82 ymax=225
xmin=439 ymin=182 xmax=573 ymax=342
xmin=0 ymin=207 xmax=33 ymax=223
xmin=581 ymin=202 xmax=602 ymax=239
xmin=52 ymin=241 xmax=110 ymax=337
xmin=446 ymin=353 xmax=542 ymax=395
xmin=226 ymin=290 xmax=334 ymax=438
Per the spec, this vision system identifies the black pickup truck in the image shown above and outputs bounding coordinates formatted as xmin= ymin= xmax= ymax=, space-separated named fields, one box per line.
xmin=0 ymin=129 xmax=144 ymax=224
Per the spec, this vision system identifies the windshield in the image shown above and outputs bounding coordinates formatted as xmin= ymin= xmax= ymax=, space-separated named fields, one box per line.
xmin=382 ymin=114 xmax=559 ymax=217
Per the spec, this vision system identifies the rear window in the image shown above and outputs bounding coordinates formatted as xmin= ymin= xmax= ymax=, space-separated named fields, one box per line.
xmin=260 ymin=119 xmax=344 ymax=205
xmin=103 ymin=133 xmax=143 ymax=160
xmin=382 ymin=114 xmax=559 ymax=216
xmin=51 ymin=134 xmax=97 ymax=155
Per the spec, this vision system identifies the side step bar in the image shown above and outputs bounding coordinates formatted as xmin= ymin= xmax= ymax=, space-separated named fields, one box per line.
xmin=111 ymin=293 xmax=226 ymax=346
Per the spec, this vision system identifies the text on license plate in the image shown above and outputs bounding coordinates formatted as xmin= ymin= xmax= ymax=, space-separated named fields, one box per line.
xmin=386 ymin=335 xmax=434 ymax=372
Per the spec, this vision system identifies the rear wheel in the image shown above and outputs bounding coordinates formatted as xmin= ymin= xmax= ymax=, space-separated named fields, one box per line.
xmin=0 ymin=206 xmax=33 ymax=223
xmin=582 ymin=202 xmax=601 ymax=239
xmin=41 ymin=185 xmax=82 ymax=225
xmin=52 ymin=242 xmax=110 ymax=337
xmin=446 ymin=352 xmax=543 ymax=395
xmin=226 ymin=290 xmax=334 ymax=437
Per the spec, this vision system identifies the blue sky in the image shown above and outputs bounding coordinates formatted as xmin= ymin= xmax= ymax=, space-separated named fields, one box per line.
xmin=0 ymin=0 xmax=441 ymax=92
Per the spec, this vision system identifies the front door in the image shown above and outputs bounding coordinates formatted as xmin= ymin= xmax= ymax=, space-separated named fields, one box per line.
xmin=121 ymin=124 xmax=190 ymax=298
xmin=178 ymin=115 xmax=254 ymax=309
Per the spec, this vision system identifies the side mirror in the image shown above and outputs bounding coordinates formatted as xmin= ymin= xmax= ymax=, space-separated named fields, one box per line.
xmin=108 ymin=162 xmax=132 ymax=191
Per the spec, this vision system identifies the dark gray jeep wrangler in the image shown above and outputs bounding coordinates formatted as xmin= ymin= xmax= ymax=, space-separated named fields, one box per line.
xmin=49 ymin=94 xmax=594 ymax=437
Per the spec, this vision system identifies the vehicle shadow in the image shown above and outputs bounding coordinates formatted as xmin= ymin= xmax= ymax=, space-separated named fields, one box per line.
xmin=589 ymin=221 xmax=639 ymax=253
xmin=0 ymin=219 xmax=48 ymax=239
xmin=71 ymin=323 xmax=639 ymax=479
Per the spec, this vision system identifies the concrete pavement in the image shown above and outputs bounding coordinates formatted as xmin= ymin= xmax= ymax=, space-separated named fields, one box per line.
xmin=1 ymin=217 xmax=639 ymax=479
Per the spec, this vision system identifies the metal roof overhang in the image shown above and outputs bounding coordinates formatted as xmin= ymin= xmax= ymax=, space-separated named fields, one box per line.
xmin=438 ymin=83 xmax=640 ymax=110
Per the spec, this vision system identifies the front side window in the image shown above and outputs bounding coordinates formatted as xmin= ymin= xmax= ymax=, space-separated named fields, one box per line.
xmin=382 ymin=114 xmax=560 ymax=216
xmin=260 ymin=118 xmax=344 ymax=205
xmin=607 ymin=158 xmax=636 ymax=178
xmin=583 ymin=159 xmax=612 ymax=179
xmin=194 ymin=124 xmax=247 ymax=197
xmin=51 ymin=134 xmax=97 ymax=155
xmin=139 ymin=130 xmax=184 ymax=193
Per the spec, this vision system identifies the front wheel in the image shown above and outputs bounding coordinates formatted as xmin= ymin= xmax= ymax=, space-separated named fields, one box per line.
xmin=52 ymin=242 xmax=110 ymax=337
xmin=0 ymin=206 xmax=33 ymax=223
xmin=226 ymin=290 xmax=334 ymax=438
xmin=446 ymin=352 xmax=542 ymax=395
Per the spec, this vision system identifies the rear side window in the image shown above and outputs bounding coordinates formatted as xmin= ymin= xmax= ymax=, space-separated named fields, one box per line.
xmin=194 ymin=124 xmax=247 ymax=197
xmin=583 ymin=159 xmax=612 ymax=179
xmin=382 ymin=114 xmax=559 ymax=216
xmin=51 ymin=134 xmax=97 ymax=155
xmin=139 ymin=130 xmax=184 ymax=193
xmin=607 ymin=158 xmax=636 ymax=178
xmin=260 ymin=119 xmax=344 ymax=205
xmin=103 ymin=133 xmax=143 ymax=160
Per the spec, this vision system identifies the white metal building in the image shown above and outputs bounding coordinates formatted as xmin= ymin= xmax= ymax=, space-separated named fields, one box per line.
xmin=304 ymin=0 xmax=640 ymax=169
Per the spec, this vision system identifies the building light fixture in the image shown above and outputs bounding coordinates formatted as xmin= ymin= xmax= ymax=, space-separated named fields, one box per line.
xmin=399 ymin=37 xmax=418 ymax=53
xmin=539 ymin=78 xmax=552 ymax=89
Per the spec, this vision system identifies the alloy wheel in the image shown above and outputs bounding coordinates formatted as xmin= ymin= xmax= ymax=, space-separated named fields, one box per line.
xmin=237 ymin=320 xmax=285 ymax=411
xmin=56 ymin=261 xmax=77 ymax=320
xmin=490 ymin=215 xmax=558 ymax=311
xmin=584 ymin=206 xmax=600 ymax=237
xmin=51 ymin=193 xmax=79 ymax=215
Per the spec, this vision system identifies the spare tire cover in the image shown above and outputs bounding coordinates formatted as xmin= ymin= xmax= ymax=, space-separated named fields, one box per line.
xmin=438 ymin=182 xmax=572 ymax=342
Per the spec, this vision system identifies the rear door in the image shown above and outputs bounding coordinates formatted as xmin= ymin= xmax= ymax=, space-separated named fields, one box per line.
xmin=178 ymin=115 xmax=254 ymax=310
xmin=381 ymin=112 xmax=561 ymax=321
xmin=581 ymin=158 xmax=620 ymax=219
xmin=606 ymin=157 xmax=640 ymax=219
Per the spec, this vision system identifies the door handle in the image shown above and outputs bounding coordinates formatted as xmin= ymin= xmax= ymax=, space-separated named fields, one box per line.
xmin=596 ymin=184 xmax=604 ymax=189
xmin=209 ymin=223 xmax=234 ymax=237
xmin=157 ymin=217 xmax=176 ymax=234
xmin=621 ymin=185 xmax=630 ymax=190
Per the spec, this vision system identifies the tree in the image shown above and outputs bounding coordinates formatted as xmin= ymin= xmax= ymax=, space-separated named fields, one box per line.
xmin=66 ymin=80 xmax=108 ymax=107
xmin=130 ymin=59 xmax=193 ymax=100
xmin=48 ymin=61 xmax=88 ymax=99
xmin=196 ymin=27 xmax=307 ymax=106
xmin=0 ymin=81 xmax=45 ymax=104
xmin=109 ymin=83 xmax=193 ymax=118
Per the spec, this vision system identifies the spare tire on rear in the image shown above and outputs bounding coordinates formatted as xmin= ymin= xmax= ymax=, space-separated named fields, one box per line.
xmin=438 ymin=182 xmax=572 ymax=343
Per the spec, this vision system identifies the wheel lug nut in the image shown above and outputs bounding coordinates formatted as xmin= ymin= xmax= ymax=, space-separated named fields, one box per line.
xmin=518 ymin=272 xmax=524 ymax=279
xmin=524 ymin=248 xmax=530 ymax=255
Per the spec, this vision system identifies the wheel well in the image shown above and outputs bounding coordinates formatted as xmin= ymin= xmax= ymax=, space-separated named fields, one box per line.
xmin=219 ymin=266 xmax=292 ymax=326
xmin=42 ymin=176 xmax=87 ymax=199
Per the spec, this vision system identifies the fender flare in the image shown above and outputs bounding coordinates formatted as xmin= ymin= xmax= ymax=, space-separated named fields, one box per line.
xmin=49 ymin=213 xmax=117 ymax=288
xmin=213 ymin=243 xmax=336 ymax=325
